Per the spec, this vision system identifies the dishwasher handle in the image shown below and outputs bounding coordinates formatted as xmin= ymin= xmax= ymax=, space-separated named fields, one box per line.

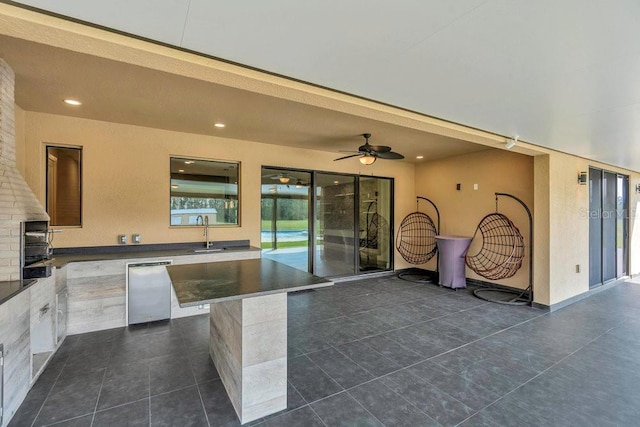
xmin=128 ymin=261 xmax=172 ymax=269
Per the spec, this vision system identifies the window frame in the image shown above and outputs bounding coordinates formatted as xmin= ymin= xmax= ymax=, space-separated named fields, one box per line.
xmin=45 ymin=144 xmax=83 ymax=227
xmin=169 ymin=156 xmax=241 ymax=227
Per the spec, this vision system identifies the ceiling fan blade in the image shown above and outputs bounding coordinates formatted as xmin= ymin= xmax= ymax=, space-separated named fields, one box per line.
xmin=377 ymin=151 xmax=404 ymax=160
xmin=339 ymin=150 xmax=363 ymax=154
xmin=368 ymin=145 xmax=392 ymax=153
xmin=334 ymin=153 xmax=362 ymax=161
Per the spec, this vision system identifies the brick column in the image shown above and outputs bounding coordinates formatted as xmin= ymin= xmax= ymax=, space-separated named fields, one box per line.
xmin=0 ymin=58 xmax=48 ymax=281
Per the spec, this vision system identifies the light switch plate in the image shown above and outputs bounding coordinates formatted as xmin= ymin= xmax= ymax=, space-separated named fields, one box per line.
xmin=132 ymin=234 xmax=141 ymax=244
xmin=118 ymin=234 xmax=127 ymax=245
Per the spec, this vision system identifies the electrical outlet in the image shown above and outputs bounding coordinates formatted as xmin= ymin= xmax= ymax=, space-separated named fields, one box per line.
xmin=456 ymin=183 xmax=461 ymax=191
xmin=132 ymin=234 xmax=141 ymax=244
xmin=576 ymin=264 xmax=581 ymax=273
xmin=118 ymin=234 xmax=127 ymax=245
xmin=474 ymin=183 xmax=479 ymax=190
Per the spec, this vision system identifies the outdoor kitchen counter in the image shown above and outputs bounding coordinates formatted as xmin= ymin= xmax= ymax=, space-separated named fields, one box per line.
xmin=167 ymin=257 xmax=332 ymax=305
xmin=49 ymin=244 xmax=261 ymax=267
xmin=167 ymin=258 xmax=333 ymax=425
xmin=0 ymin=279 xmax=37 ymax=306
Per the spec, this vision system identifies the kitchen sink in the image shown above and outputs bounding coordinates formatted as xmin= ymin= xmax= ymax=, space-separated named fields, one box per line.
xmin=193 ymin=248 xmax=224 ymax=253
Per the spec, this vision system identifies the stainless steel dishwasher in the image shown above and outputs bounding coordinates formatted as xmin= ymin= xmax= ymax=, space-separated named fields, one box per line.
xmin=127 ymin=261 xmax=172 ymax=325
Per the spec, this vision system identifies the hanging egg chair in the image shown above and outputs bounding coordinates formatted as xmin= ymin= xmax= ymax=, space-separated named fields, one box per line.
xmin=396 ymin=197 xmax=440 ymax=284
xmin=396 ymin=211 xmax=438 ymax=265
xmin=465 ymin=213 xmax=525 ymax=280
xmin=467 ymin=193 xmax=533 ymax=306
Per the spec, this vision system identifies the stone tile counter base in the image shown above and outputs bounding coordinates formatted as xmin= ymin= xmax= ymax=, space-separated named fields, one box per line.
xmin=168 ymin=258 xmax=333 ymax=424
xmin=209 ymin=293 xmax=287 ymax=424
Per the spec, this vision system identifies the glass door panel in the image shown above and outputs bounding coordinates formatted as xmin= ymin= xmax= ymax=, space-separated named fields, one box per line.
xmin=315 ymin=173 xmax=356 ymax=277
xmin=261 ymin=168 xmax=311 ymax=272
xmin=602 ymin=171 xmax=617 ymax=282
xmin=589 ymin=168 xmax=602 ymax=288
xmin=359 ymin=177 xmax=393 ymax=272
xmin=617 ymin=175 xmax=629 ymax=277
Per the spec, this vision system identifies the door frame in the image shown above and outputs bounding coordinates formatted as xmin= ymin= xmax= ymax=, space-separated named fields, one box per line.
xmin=589 ymin=166 xmax=629 ymax=288
xmin=261 ymin=166 xmax=395 ymax=277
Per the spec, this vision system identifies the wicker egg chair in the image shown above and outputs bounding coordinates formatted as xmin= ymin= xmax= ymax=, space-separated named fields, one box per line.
xmin=465 ymin=213 xmax=525 ymax=280
xmin=396 ymin=211 xmax=438 ymax=265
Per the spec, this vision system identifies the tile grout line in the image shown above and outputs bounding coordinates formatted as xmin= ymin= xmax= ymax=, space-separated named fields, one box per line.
xmin=453 ymin=324 xmax=620 ymax=426
xmin=286 ymin=284 xmax=546 ymax=423
xmin=327 ymin=344 xmax=444 ymax=425
xmin=185 ymin=330 xmax=213 ymax=427
xmin=88 ymin=365 xmax=108 ymax=427
xmin=29 ymin=339 xmax=75 ymax=427
xmin=343 ymin=389 xmax=387 ymax=426
xmin=148 ymin=334 xmax=152 ymax=427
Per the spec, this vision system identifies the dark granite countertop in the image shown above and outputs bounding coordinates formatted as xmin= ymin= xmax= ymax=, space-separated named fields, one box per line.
xmin=168 ymin=258 xmax=333 ymax=306
xmin=0 ymin=279 xmax=37 ymax=306
xmin=49 ymin=241 xmax=260 ymax=267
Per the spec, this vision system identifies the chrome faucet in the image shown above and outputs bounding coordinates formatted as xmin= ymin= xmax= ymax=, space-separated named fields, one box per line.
xmin=203 ymin=216 xmax=210 ymax=249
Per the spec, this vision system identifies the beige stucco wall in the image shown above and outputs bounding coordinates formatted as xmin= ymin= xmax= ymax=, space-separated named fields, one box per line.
xmin=415 ymin=146 xmax=640 ymax=308
xmin=546 ymin=153 xmax=589 ymax=304
xmin=415 ymin=149 xmax=534 ymax=291
xmin=18 ymin=111 xmax=417 ymax=269
xmin=15 ymin=112 xmax=640 ymax=308
xmin=545 ymin=152 xmax=640 ymax=305
xmin=533 ymin=155 xmax=551 ymax=305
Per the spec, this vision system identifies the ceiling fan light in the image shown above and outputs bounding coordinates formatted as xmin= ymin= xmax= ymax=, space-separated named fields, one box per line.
xmin=359 ymin=155 xmax=376 ymax=165
xmin=278 ymin=176 xmax=290 ymax=183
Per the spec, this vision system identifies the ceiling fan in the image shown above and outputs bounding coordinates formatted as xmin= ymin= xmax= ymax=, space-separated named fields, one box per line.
xmin=267 ymin=172 xmax=296 ymax=184
xmin=334 ymin=133 xmax=405 ymax=165
xmin=266 ymin=172 xmax=309 ymax=187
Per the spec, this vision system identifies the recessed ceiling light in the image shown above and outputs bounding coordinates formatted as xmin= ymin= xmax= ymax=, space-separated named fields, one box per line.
xmin=178 ymin=169 xmax=184 ymax=173
xmin=214 ymin=123 xmax=226 ymax=128
xmin=184 ymin=160 xmax=195 ymax=165
xmin=416 ymin=155 xmax=424 ymax=159
xmin=171 ymin=184 xmax=179 ymax=189
xmin=64 ymin=99 xmax=82 ymax=106
xmin=334 ymin=180 xmax=339 ymax=185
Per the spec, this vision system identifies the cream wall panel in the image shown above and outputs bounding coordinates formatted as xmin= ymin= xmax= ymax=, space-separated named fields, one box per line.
xmin=415 ymin=149 xmax=534 ymax=290
xmin=547 ymin=153 xmax=589 ymax=304
xmin=533 ymin=155 xmax=551 ymax=306
xmin=19 ymin=112 xmax=415 ymax=271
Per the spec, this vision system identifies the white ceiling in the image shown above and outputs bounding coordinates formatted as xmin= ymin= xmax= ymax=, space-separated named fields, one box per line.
xmin=10 ymin=0 xmax=640 ymax=171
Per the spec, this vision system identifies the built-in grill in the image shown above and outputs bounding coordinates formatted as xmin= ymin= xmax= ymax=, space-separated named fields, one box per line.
xmin=22 ymin=220 xmax=52 ymax=279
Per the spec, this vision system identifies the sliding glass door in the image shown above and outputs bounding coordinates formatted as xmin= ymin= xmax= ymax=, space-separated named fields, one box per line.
xmin=261 ymin=167 xmax=393 ymax=278
xmin=588 ymin=169 xmax=602 ymax=287
xmin=315 ymin=173 xmax=357 ymax=276
xmin=589 ymin=167 xmax=629 ymax=288
xmin=602 ymin=171 xmax=617 ymax=283
xmin=359 ymin=176 xmax=392 ymax=272
xmin=261 ymin=169 xmax=311 ymax=271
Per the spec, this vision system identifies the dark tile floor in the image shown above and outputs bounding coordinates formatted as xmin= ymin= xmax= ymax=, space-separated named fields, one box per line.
xmin=10 ymin=275 xmax=640 ymax=426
